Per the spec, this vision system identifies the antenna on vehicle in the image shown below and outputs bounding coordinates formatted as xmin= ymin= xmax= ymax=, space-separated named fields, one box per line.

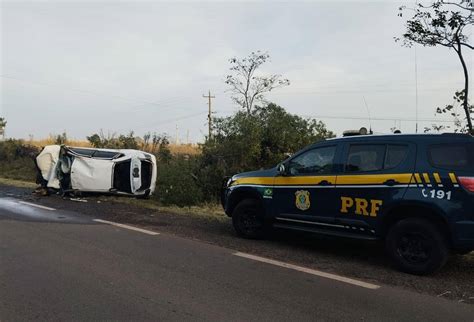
xmin=362 ymin=96 xmax=373 ymax=134
xmin=414 ymin=0 xmax=419 ymax=134
xmin=414 ymin=45 xmax=420 ymax=133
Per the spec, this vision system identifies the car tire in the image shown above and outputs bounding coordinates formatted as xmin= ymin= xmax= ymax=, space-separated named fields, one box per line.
xmin=232 ymin=199 xmax=266 ymax=239
xmin=385 ymin=218 xmax=449 ymax=275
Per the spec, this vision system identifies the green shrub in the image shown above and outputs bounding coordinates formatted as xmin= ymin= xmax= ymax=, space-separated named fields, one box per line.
xmin=0 ymin=140 xmax=38 ymax=181
xmin=155 ymin=156 xmax=203 ymax=207
xmin=197 ymin=103 xmax=335 ymax=201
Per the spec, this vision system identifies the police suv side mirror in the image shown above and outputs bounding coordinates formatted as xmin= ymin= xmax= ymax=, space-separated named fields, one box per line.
xmin=277 ymin=163 xmax=287 ymax=176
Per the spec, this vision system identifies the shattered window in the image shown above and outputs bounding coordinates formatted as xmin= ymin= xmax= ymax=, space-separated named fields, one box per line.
xmin=68 ymin=148 xmax=95 ymax=157
xmin=93 ymin=151 xmax=122 ymax=159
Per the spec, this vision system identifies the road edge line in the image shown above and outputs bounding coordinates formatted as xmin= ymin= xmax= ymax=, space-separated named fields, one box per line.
xmin=93 ymin=219 xmax=160 ymax=236
xmin=18 ymin=201 xmax=56 ymax=211
xmin=234 ymin=252 xmax=380 ymax=290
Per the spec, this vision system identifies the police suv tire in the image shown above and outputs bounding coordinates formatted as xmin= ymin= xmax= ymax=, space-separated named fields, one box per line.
xmin=385 ymin=218 xmax=449 ymax=275
xmin=232 ymin=199 xmax=266 ymax=239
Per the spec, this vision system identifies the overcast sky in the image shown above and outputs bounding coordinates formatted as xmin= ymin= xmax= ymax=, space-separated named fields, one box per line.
xmin=1 ymin=0 xmax=473 ymax=142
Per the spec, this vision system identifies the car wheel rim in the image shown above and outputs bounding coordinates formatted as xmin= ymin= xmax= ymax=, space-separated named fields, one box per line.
xmin=396 ymin=233 xmax=432 ymax=264
xmin=239 ymin=207 xmax=262 ymax=234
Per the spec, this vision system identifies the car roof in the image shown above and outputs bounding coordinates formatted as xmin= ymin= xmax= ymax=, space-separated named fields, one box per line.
xmin=306 ymin=133 xmax=472 ymax=149
xmin=325 ymin=132 xmax=472 ymax=142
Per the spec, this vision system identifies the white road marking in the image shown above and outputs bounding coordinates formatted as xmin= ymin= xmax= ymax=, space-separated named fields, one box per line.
xmin=18 ymin=201 xmax=56 ymax=211
xmin=234 ymin=252 xmax=380 ymax=290
xmin=93 ymin=219 xmax=160 ymax=236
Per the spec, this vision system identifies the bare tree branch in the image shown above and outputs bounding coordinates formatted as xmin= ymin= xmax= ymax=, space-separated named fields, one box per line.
xmin=397 ymin=0 xmax=474 ymax=133
xmin=225 ymin=51 xmax=290 ymax=114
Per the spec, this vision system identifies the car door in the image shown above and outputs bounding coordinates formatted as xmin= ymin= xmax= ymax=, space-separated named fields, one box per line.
xmin=335 ymin=141 xmax=416 ymax=236
xmin=272 ymin=144 xmax=341 ymax=226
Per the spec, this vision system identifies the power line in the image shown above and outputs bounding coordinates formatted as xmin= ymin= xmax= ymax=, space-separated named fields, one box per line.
xmin=0 ymin=74 xmax=192 ymax=111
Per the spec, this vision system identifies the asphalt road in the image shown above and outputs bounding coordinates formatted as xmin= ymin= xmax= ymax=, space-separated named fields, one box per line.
xmin=0 ymin=197 xmax=473 ymax=321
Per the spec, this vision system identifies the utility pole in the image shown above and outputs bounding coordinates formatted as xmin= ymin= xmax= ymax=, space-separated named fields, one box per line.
xmin=0 ymin=120 xmax=5 ymax=141
xmin=202 ymin=90 xmax=215 ymax=140
xmin=175 ymin=124 xmax=179 ymax=145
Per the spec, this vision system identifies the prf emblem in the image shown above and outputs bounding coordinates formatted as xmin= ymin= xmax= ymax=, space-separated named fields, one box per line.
xmin=340 ymin=196 xmax=383 ymax=217
xmin=295 ymin=190 xmax=311 ymax=211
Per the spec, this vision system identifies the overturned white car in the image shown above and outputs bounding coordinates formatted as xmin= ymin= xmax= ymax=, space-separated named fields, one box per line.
xmin=35 ymin=145 xmax=157 ymax=198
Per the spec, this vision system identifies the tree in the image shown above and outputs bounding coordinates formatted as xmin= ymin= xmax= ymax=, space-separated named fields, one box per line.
xmin=198 ymin=103 xmax=335 ymax=199
xmin=436 ymin=89 xmax=473 ymax=131
xmin=0 ymin=117 xmax=6 ymax=140
xmin=397 ymin=0 xmax=474 ymax=133
xmin=225 ymin=51 xmax=290 ymax=114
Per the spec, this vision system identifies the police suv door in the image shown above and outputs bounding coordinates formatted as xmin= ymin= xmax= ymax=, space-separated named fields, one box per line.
xmin=272 ymin=143 xmax=342 ymax=229
xmin=335 ymin=140 xmax=416 ymax=238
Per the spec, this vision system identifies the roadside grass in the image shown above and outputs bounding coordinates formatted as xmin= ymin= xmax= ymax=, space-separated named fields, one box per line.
xmin=0 ymin=177 xmax=37 ymax=189
xmin=0 ymin=159 xmax=37 ymax=182
xmin=102 ymin=196 xmax=227 ymax=222
xmin=0 ymin=175 xmax=226 ymax=221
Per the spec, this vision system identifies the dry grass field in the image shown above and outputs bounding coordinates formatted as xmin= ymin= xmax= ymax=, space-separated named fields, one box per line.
xmin=25 ymin=137 xmax=200 ymax=155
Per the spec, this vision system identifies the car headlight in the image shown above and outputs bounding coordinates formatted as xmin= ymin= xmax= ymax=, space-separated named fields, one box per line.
xmin=226 ymin=178 xmax=234 ymax=187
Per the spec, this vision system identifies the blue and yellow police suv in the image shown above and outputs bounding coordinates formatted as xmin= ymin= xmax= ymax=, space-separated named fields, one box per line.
xmin=221 ymin=131 xmax=474 ymax=275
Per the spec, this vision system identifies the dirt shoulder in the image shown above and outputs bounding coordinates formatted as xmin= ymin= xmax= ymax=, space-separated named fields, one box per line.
xmin=0 ymin=181 xmax=473 ymax=304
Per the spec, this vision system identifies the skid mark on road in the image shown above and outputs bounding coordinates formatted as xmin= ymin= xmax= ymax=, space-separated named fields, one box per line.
xmin=93 ymin=219 xmax=160 ymax=236
xmin=18 ymin=201 xmax=56 ymax=211
xmin=234 ymin=252 xmax=380 ymax=290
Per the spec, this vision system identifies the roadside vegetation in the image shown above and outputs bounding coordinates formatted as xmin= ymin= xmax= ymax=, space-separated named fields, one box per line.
xmin=0 ymin=51 xmax=337 ymax=207
xmin=0 ymin=103 xmax=334 ymax=207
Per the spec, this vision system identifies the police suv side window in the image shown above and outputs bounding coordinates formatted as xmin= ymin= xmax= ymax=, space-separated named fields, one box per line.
xmin=429 ymin=143 xmax=473 ymax=170
xmin=346 ymin=145 xmax=385 ymax=172
xmin=345 ymin=144 xmax=409 ymax=172
xmin=288 ymin=146 xmax=336 ymax=175
xmin=385 ymin=145 xmax=409 ymax=169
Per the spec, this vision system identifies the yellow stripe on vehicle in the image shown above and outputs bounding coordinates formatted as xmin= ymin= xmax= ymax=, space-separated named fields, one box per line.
xmin=336 ymin=173 xmax=412 ymax=185
xmin=274 ymin=176 xmax=336 ymax=186
xmin=423 ymin=173 xmax=431 ymax=184
xmin=232 ymin=177 xmax=274 ymax=186
xmin=433 ymin=173 xmax=442 ymax=184
xmin=233 ymin=173 xmax=414 ymax=187
xmin=449 ymin=172 xmax=458 ymax=184
xmin=233 ymin=176 xmax=337 ymax=186
xmin=414 ymin=173 xmax=422 ymax=185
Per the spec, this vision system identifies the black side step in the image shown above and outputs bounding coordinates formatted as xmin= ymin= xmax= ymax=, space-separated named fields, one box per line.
xmin=273 ymin=223 xmax=378 ymax=241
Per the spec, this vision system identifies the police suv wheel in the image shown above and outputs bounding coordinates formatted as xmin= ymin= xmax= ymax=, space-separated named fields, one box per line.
xmin=386 ymin=218 xmax=449 ymax=275
xmin=232 ymin=199 xmax=266 ymax=239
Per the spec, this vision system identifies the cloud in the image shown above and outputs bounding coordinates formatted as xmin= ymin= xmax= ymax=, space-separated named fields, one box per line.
xmin=1 ymin=0 xmax=472 ymax=139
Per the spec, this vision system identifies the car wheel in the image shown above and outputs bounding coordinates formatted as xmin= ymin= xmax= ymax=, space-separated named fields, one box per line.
xmin=385 ymin=218 xmax=449 ymax=275
xmin=232 ymin=199 xmax=266 ymax=239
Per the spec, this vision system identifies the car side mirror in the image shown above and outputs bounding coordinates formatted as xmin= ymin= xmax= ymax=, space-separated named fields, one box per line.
xmin=277 ymin=163 xmax=287 ymax=176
